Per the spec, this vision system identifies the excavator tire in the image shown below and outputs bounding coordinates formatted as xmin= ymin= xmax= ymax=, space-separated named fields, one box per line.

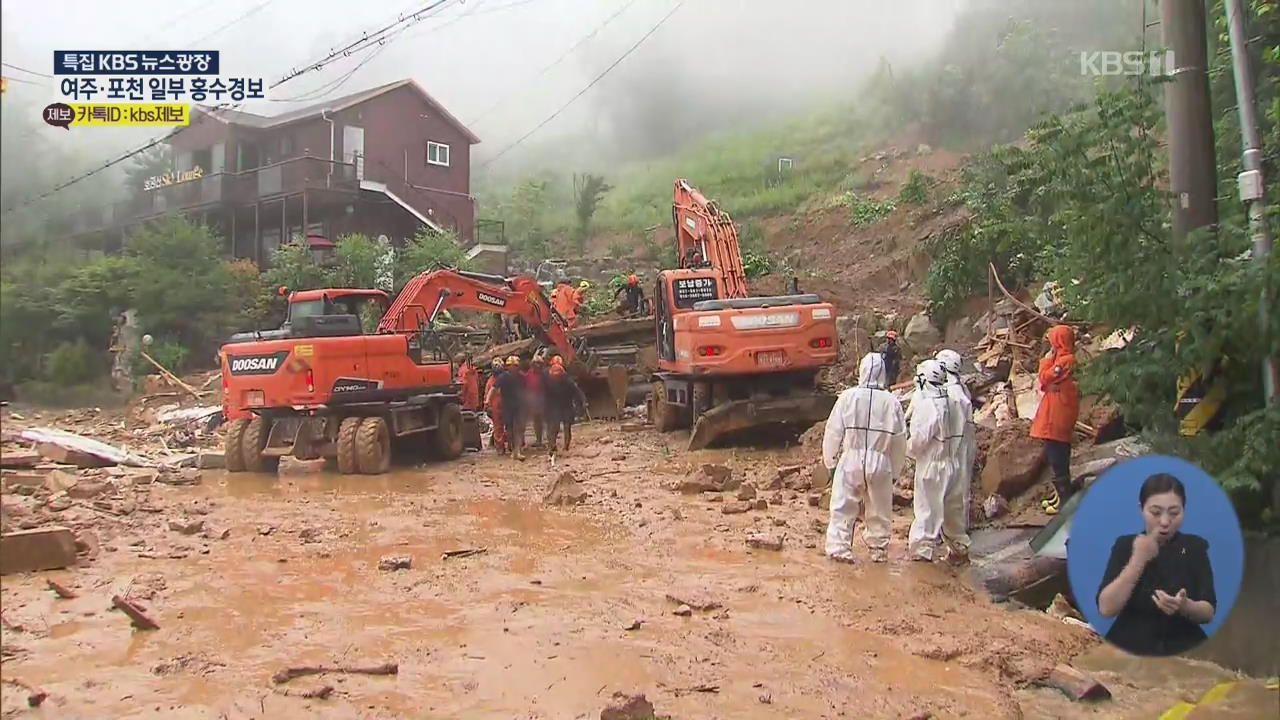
xmin=336 ymin=417 xmax=362 ymax=474
xmin=649 ymin=380 xmax=678 ymax=432
xmin=241 ymin=417 xmax=278 ymax=473
xmin=356 ymin=416 xmax=391 ymax=475
xmin=224 ymin=418 xmax=250 ymax=472
xmin=432 ymin=403 xmax=465 ymax=460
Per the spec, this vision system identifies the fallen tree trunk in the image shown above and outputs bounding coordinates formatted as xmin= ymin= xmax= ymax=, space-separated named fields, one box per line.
xmin=272 ymin=662 xmax=398 ymax=685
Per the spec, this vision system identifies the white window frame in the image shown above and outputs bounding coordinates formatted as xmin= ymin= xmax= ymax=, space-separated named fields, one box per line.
xmin=427 ymin=141 xmax=451 ymax=167
xmin=778 ymin=157 xmax=794 ymax=172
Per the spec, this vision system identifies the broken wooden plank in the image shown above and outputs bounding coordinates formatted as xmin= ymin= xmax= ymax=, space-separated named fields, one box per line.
xmin=1038 ymin=664 xmax=1111 ymax=701
xmin=0 ymin=451 xmax=40 ymax=469
xmin=112 ymin=595 xmax=159 ymax=630
xmin=272 ymin=662 xmax=398 ymax=685
xmin=441 ymin=548 xmax=487 ymax=561
xmin=46 ymin=579 xmax=77 ymax=599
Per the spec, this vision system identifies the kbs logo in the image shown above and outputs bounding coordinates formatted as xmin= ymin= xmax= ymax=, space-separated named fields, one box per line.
xmin=226 ymin=351 xmax=289 ymax=375
xmin=476 ymin=291 xmax=506 ymax=308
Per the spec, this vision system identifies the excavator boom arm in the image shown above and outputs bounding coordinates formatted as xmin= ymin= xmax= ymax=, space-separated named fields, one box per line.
xmin=378 ymin=269 xmax=578 ymax=362
xmin=672 ymin=178 xmax=749 ymax=299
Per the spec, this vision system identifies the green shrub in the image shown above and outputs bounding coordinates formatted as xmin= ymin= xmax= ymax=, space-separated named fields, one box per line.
xmin=139 ymin=338 xmax=189 ymax=377
xmin=847 ymin=195 xmax=897 ymax=227
xmin=898 ymin=169 xmax=931 ymax=205
xmin=44 ymin=340 xmax=97 ymax=385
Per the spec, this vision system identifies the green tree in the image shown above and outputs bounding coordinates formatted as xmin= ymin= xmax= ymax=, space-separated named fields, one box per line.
xmin=396 ymin=227 xmax=471 ymax=288
xmin=262 ymin=242 xmax=329 ymax=294
xmin=573 ymin=173 xmax=612 ymax=251
xmin=325 ymin=234 xmax=385 ymax=289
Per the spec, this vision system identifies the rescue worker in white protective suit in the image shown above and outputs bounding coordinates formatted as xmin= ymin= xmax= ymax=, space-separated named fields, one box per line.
xmin=907 ymin=359 xmax=969 ymax=562
xmin=822 ymin=352 xmax=907 ymax=563
xmin=935 ymin=348 xmax=975 ymax=564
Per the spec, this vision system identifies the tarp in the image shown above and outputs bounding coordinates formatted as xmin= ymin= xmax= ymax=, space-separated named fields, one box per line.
xmin=19 ymin=427 xmax=162 ymax=468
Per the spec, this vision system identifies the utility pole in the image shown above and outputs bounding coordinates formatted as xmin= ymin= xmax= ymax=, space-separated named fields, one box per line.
xmin=1224 ymin=0 xmax=1279 ymax=406
xmin=1159 ymin=0 xmax=1219 ymax=242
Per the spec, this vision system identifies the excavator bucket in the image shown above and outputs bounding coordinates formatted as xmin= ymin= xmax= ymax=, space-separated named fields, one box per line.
xmin=687 ymin=392 xmax=837 ymax=451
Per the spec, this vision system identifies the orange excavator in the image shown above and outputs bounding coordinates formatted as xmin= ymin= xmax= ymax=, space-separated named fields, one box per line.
xmin=220 ymin=269 xmax=586 ymax=474
xmin=648 ymin=179 xmax=839 ymax=448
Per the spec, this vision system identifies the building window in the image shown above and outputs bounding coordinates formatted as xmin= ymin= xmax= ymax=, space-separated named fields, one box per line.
xmin=280 ymin=134 xmax=294 ymax=158
xmin=778 ymin=157 xmax=794 ymax=172
xmin=426 ymin=141 xmax=450 ymax=167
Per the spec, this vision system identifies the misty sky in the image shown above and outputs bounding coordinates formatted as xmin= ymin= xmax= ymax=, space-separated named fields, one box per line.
xmin=2 ymin=0 xmax=960 ymax=174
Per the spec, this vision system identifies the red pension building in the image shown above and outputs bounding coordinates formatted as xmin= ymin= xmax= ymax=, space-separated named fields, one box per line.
xmin=69 ymin=79 xmax=485 ymax=264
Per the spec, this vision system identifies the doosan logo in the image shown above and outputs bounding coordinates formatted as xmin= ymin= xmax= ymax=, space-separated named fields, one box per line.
xmin=227 ymin=352 xmax=288 ymax=375
xmin=231 ymin=357 xmax=279 ymax=372
xmin=476 ymin=291 xmax=506 ymax=307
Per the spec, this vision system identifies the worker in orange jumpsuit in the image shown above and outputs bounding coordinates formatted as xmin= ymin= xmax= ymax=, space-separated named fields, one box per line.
xmin=552 ymin=282 xmax=578 ymax=328
xmin=1031 ymin=324 xmax=1080 ymax=515
xmin=456 ymin=357 xmax=480 ymax=411
xmin=569 ymin=280 xmax=590 ymax=327
xmin=483 ymin=359 xmax=508 ymax=454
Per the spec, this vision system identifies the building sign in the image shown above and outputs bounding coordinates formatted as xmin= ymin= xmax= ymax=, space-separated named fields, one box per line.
xmin=144 ymin=165 xmax=203 ymax=191
xmin=673 ymin=277 xmax=718 ymax=308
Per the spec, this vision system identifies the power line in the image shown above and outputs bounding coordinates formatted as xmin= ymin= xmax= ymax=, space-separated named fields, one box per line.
xmin=0 ymin=75 xmax=48 ymax=87
xmin=478 ymin=0 xmax=683 ymax=170
xmin=2 ymin=62 xmax=52 ymax=78
xmin=466 ymin=0 xmax=640 ymax=127
xmin=1 ymin=0 xmax=458 ymax=216
xmin=189 ymin=0 xmax=282 ymax=46
xmin=268 ymin=0 xmax=458 ymax=104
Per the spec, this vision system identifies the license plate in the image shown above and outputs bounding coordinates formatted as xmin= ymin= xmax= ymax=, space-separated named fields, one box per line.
xmin=246 ymin=390 xmax=265 ymax=407
xmin=756 ymin=351 xmax=786 ymax=367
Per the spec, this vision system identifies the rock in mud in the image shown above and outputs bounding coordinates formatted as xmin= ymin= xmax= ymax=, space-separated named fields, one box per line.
xmin=770 ymin=491 xmax=785 ymax=504
xmin=278 ymin=457 xmax=325 ymax=474
xmin=667 ymin=463 xmax=738 ymax=493
xmin=808 ymin=494 xmax=822 ymax=507
xmin=721 ymin=501 xmax=751 ymax=515
xmin=983 ymin=494 xmax=1010 ymax=520
xmin=706 ymin=494 xmax=724 ymax=503
xmin=600 ymin=692 xmax=656 ymax=720
xmin=544 ymin=471 xmax=587 ymax=507
xmin=45 ymin=496 xmax=73 ymax=512
xmin=158 ymin=468 xmax=202 ymax=486
xmin=623 ymin=619 xmax=643 ymax=631
xmin=168 ymin=519 xmax=205 ymax=535
xmin=44 ymin=469 xmax=81 ymax=494
xmin=746 ymin=533 xmax=783 ymax=551
xmin=123 ymin=468 xmax=160 ymax=485
xmin=378 ymin=555 xmax=412 ymax=571
xmin=67 ymin=480 xmax=110 ymax=499
xmin=903 ymin=312 xmax=942 ymax=350
xmin=2 ymin=471 xmax=47 ymax=490
xmin=736 ymin=484 xmax=757 ymax=501
xmin=752 ymin=499 xmax=768 ymax=511
xmin=811 ymin=463 xmax=832 ymax=491
xmin=980 ymin=422 xmax=1045 ymax=499
xmin=672 ymin=604 xmax=693 ymax=617
xmin=819 ymin=490 xmax=831 ymax=508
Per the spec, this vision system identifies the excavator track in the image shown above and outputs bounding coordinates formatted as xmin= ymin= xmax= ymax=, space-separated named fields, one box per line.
xmin=687 ymin=391 xmax=837 ymax=451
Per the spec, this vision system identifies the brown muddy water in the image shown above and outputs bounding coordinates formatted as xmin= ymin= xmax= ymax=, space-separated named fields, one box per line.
xmin=1 ymin=426 xmax=1274 ymax=719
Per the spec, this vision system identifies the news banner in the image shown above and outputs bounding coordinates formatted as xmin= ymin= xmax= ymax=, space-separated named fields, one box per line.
xmin=42 ymin=51 xmax=264 ymax=128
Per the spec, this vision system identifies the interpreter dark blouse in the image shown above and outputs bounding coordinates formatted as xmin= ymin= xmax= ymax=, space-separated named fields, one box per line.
xmin=1097 ymin=532 xmax=1216 ymax=657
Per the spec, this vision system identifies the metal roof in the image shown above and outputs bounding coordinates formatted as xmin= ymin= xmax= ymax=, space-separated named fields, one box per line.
xmin=194 ymin=79 xmax=480 ymax=143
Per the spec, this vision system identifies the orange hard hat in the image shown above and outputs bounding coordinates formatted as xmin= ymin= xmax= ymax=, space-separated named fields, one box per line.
xmin=628 ymin=274 xmax=638 ymax=285
xmin=550 ymin=355 xmax=565 ymax=367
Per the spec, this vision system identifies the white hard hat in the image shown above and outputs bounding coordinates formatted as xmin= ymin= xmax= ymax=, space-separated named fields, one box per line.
xmin=935 ymin=349 xmax=962 ymax=375
xmin=915 ymin=359 xmax=947 ymax=389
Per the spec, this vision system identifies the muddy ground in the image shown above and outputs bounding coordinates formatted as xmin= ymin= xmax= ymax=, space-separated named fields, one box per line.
xmin=1 ymin=421 xmax=1273 ymax=720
